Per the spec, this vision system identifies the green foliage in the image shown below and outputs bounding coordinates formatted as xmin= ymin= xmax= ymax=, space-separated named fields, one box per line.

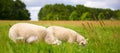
xmin=116 ymin=10 xmax=120 ymax=20
xmin=38 ymin=4 xmax=69 ymax=20
xmin=98 ymin=12 xmax=105 ymax=20
xmin=80 ymin=12 xmax=93 ymax=20
xmin=69 ymin=11 xmax=79 ymax=20
xmin=0 ymin=0 xmax=30 ymax=20
xmin=38 ymin=4 xmax=53 ymax=20
xmin=38 ymin=4 xmax=120 ymax=20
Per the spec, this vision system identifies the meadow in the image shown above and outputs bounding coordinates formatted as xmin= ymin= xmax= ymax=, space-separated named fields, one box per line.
xmin=0 ymin=20 xmax=120 ymax=53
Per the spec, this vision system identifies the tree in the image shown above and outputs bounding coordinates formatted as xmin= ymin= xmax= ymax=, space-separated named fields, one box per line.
xmin=13 ymin=0 xmax=30 ymax=20
xmin=80 ymin=12 xmax=93 ymax=20
xmin=38 ymin=4 xmax=53 ymax=20
xmin=116 ymin=10 xmax=120 ymax=20
xmin=69 ymin=11 xmax=79 ymax=20
xmin=0 ymin=0 xmax=14 ymax=20
xmin=98 ymin=12 xmax=105 ymax=20
xmin=0 ymin=0 xmax=30 ymax=20
xmin=52 ymin=4 xmax=69 ymax=20
xmin=38 ymin=4 xmax=119 ymax=20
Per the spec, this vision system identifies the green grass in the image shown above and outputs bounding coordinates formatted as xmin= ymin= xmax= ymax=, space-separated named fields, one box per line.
xmin=0 ymin=21 xmax=120 ymax=53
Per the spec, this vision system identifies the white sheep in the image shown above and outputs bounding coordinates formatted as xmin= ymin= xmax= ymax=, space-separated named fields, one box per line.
xmin=47 ymin=26 xmax=87 ymax=45
xmin=9 ymin=23 xmax=47 ymax=43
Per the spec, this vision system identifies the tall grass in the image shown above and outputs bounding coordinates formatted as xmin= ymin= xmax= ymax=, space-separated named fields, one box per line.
xmin=0 ymin=20 xmax=120 ymax=53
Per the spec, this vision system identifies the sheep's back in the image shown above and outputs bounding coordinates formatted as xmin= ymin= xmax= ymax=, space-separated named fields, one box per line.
xmin=9 ymin=23 xmax=46 ymax=39
xmin=48 ymin=26 xmax=76 ymax=41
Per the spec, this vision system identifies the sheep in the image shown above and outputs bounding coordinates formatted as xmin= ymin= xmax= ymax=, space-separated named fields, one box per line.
xmin=9 ymin=23 xmax=47 ymax=43
xmin=47 ymin=26 xmax=87 ymax=45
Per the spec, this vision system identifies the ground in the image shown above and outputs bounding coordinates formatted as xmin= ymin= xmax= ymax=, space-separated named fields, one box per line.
xmin=0 ymin=20 xmax=120 ymax=53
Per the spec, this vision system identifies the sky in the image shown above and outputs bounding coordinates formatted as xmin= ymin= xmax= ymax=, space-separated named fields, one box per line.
xmin=21 ymin=0 xmax=120 ymax=21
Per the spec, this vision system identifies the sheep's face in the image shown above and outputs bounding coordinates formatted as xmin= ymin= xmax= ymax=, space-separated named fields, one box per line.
xmin=77 ymin=35 xmax=87 ymax=46
xmin=79 ymin=39 xmax=87 ymax=46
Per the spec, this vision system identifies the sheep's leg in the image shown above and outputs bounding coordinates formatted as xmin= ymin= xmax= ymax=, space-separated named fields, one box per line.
xmin=45 ymin=35 xmax=61 ymax=45
xmin=26 ymin=36 xmax=38 ymax=43
xmin=52 ymin=39 xmax=62 ymax=45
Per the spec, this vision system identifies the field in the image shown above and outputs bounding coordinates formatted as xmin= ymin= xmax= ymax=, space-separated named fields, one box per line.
xmin=0 ymin=20 xmax=120 ymax=53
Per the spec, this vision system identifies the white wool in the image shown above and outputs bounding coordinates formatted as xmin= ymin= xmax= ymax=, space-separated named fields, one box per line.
xmin=27 ymin=36 xmax=38 ymax=43
xmin=9 ymin=23 xmax=47 ymax=43
xmin=47 ymin=26 xmax=87 ymax=45
xmin=45 ymin=28 xmax=61 ymax=45
xmin=16 ymin=36 xmax=24 ymax=39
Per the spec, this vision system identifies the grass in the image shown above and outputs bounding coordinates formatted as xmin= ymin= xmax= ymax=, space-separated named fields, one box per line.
xmin=0 ymin=20 xmax=120 ymax=53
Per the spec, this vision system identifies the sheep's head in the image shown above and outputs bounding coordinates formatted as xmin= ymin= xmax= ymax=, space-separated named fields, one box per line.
xmin=76 ymin=35 xmax=87 ymax=46
xmin=79 ymin=38 xmax=87 ymax=46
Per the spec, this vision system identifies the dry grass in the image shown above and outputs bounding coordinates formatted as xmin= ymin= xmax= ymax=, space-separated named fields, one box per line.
xmin=0 ymin=20 xmax=120 ymax=26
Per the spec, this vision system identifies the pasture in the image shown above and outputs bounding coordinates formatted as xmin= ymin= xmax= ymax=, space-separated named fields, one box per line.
xmin=0 ymin=20 xmax=120 ymax=53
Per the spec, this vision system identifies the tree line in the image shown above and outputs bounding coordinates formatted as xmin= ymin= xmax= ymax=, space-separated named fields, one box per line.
xmin=0 ymin=0 xmax=30 ymax=20
xmin=38 ymin=4 xmax=120 ymax=20
xmin=1 ymin=1 xmax=120 ymax=20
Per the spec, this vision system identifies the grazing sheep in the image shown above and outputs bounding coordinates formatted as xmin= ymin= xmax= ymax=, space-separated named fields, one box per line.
xmin=9 ymin=23 xmax=47 ymax=43
xmin=47 ymin=26 xmax=87 ymax=45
